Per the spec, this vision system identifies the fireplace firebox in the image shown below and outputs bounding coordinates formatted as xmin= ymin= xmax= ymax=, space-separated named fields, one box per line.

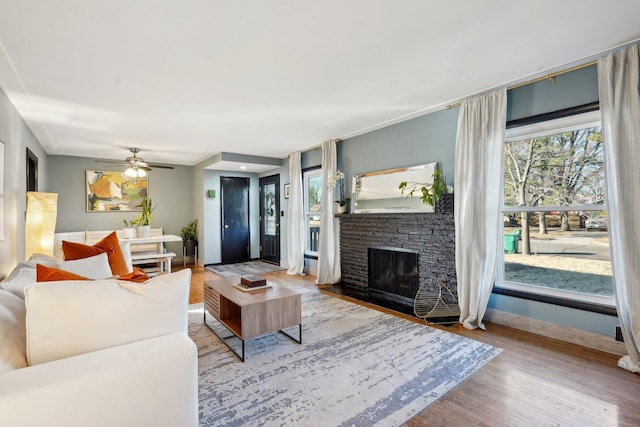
xmin=368 ymin=247 xmax=419 ymax=299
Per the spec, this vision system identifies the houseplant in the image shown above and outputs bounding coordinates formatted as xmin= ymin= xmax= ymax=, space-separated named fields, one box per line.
xmin=328 ymin=170 xmax=350 ymax=214
xmin=180 ymin=219 xmax=198 ymax=241
xmin=180 ymin=219 xmax=198 ymax=259
xmin=122 ymin=219 xmax=136 ymax=239
xmin=399 ymin=169 xmax=452 ymax=212
xmin=134 ymin=197 xmax=156 ymax=238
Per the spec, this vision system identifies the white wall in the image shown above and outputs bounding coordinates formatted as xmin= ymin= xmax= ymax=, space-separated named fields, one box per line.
xmin=0 ymin=87 xmax=49 ymax=278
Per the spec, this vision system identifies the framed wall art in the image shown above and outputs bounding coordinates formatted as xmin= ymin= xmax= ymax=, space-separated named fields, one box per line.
xmin=86 ymin=170 xmax=148 ymax=212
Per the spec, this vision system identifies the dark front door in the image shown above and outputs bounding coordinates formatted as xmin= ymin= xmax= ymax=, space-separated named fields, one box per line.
xmin=259 ymin=174 xmax=280 ymax=264
xmin=221 ymin=176 xmax=250 ymax=264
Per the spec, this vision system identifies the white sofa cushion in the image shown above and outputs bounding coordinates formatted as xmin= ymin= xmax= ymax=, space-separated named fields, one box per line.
xmin=0 ymin=333 xmax=198 ymax=427
xmin=24 ymin=268 xmax=191 ymax=366
xmin=0 ymin=254 xmax=57 ymax=300
xmin=0 ymin=290 xmax=28 ymax=371
xmin=55 ymin=252 xmax=113 ymax=280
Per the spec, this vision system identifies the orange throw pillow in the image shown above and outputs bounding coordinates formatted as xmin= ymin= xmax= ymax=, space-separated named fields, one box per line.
xmin=118 ymin=267 xmax=150 ymax=283
xmin=62 ymin=232 xmax=130 ymax=277
xmin=36 ymin=264 xmax=89 ymax=282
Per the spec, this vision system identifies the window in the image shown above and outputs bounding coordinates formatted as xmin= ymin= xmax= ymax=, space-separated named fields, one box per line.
xmin=497 ymin=110 xmax=614 ymax=308
xmin=303 ymin=168 xmax=322 ymax=255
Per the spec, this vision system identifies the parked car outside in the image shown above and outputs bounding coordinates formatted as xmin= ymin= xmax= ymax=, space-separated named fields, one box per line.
xmin=585 ymin=215 xmax=607 ymax=231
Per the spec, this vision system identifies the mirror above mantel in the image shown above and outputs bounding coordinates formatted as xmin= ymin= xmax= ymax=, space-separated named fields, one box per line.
xmin=351 ymin=162 xmax=437 ymax=213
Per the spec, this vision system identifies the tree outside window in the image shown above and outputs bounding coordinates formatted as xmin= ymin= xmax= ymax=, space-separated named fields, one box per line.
xmin=500 ymin=112 xmax=612 ymax=303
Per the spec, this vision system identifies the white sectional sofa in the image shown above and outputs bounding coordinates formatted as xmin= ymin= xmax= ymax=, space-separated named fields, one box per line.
xmin=0 ymin=256 xmax=198 ymax=427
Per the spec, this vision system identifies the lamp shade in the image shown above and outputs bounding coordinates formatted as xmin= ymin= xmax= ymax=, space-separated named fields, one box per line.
xmin=25 ymin=192 xmax=58 ymax=259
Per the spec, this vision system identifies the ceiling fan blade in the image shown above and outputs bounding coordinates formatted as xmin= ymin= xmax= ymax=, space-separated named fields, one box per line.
xmin=94 ymin=151 xmax=175 ymax=170
xmin=94 ymin=159 xmax=127 ymax=165
xmin=146 ymin=163 xmax=175 ymax=169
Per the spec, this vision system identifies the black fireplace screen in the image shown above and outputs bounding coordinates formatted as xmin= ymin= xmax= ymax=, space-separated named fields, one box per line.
xmin=368 ymin=247 xmax=419 ymax=298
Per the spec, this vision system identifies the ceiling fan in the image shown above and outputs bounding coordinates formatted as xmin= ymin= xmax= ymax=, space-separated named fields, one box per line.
xmin=96 ymin=148 xmax=174 ymax=177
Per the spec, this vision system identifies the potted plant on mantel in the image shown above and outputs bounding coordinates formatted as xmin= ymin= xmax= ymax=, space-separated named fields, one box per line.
xmin=134 ymin=197 xmax=156 ymax=238
xmin=328 ymin=170 xmax=351 ymax=214
xmin=399 ymin=169 xmax=454 ymax=213
xmin=180 ymin=219 xmax=198 ymax=258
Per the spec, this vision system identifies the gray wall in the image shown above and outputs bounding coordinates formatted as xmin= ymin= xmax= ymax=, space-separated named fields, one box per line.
xmin=340 ymin=107 xmax=459 ymax=190
xmin=0 ymin=87 xmax=49 ymax=278
xmin=507 ymin=64 xmax=599 ymax=120
xmin=48 ymin=155 xmax=195 ymax=257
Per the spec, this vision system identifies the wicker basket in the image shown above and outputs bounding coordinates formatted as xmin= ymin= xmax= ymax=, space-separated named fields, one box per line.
xmin=414 ymin=277 xmax=460 ymax=321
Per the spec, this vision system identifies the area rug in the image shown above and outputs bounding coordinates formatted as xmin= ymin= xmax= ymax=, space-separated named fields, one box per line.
xmin=188 ymin=292 xmax=501 ymax=427
xmin=205 ymin=260 xmax=284 ymax=278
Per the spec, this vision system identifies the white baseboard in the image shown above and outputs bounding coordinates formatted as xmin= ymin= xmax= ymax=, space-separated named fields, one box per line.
xmin=485 ymin=308 xmax=627 ymax=356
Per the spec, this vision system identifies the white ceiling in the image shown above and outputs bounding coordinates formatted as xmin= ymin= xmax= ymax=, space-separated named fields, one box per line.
xmin=1 ymin=1 xmax=639 ymax=169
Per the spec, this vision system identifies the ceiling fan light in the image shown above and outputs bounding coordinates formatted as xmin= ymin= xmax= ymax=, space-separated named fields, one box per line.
xmin=137 ymin=168 xmax=147 ymax=178
xmin=125 ymin=167 xmax=138 ymax=177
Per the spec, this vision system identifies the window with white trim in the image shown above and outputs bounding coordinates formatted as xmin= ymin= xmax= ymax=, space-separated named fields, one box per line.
xmin=303 ymin=168 xmax=322 ymax=256
xmin=497 ymin=110 xmax=613 ymax=307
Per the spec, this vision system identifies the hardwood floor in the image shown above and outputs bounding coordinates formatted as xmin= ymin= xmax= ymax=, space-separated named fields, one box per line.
xmin=181 ymin=264 xmax=640 ymax=426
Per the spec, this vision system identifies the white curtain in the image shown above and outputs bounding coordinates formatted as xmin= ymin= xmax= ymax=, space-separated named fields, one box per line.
xmin=598 ymin=45 xmax=640 ymax=373
xmin=287 ymin=152 xmax=306 ymax=275
xmin=454 ymin=88 xmax=507 ymax=330
xmin=316 ymin=140 xmax=341 ymax=284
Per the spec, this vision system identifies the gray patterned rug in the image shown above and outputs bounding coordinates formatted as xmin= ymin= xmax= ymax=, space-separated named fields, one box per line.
xmin=188 ymin=291 xmax=501 ymax=427
xmin=205 ymin=260 xmax=284 ymax=278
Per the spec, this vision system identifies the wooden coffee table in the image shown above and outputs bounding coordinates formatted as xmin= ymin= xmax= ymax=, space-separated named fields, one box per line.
xmin=203 ymin=277 xmax=302 ymax=361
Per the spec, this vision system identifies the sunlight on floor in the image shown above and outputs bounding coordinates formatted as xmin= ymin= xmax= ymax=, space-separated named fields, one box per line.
xmin=501 ymin=368 xmax=618 ymax=424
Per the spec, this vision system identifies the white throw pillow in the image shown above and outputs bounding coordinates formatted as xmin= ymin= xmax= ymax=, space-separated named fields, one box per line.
xmin=55 ymin=252 xmax=113 ymax=280
xmin=0 ymin=264 xmax=36 ymax=300
xmin=23 ymin=253 xmax=59 ymax=268
xmin=24 ymin=268 xmax=191 ymax=366
xmin=0 ymin=290 xmax=28 ymax=371
xmin=0 ymin=254 xmax=57 ymax=300
xmin=119 ymin=241 xmax=133 ymax=273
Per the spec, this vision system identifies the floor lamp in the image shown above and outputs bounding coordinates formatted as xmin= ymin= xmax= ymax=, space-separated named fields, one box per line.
xmin=25 ymin=192 xmax=58 ymax=259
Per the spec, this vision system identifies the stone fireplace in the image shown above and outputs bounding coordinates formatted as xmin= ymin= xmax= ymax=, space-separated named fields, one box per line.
xmin=337 ymin=212 xmax=456 ymax=314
